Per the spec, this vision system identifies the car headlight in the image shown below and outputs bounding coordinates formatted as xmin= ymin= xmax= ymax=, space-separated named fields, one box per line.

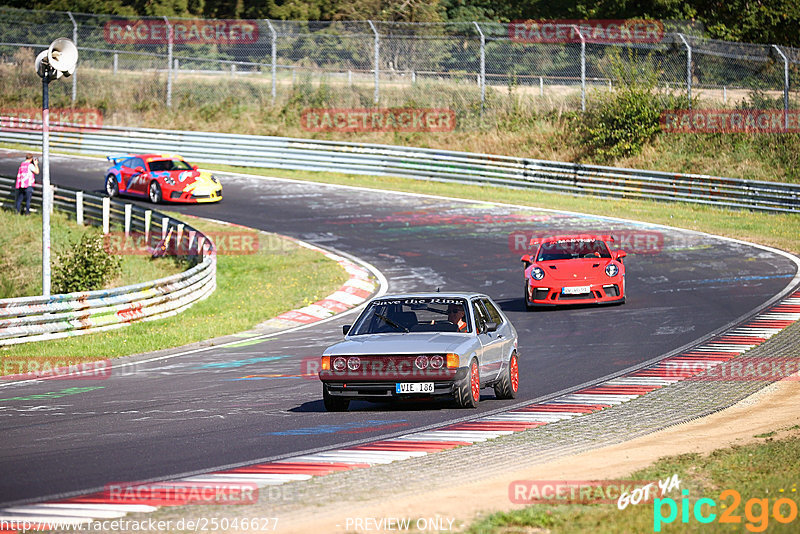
xmin=605 ymin=263 xmax=619 ymax=277
xmin=332 ymin=357 xmax=346 ymax=371
xmin=430 ymin=355 xmax=444 ymax=369
xmin=531 ymin=266 xmax=545 ymax=280
xmin=347 ymin=356 xmax=361 ymax=371
xmin=164 ymin=176 xmax=175 ymax=185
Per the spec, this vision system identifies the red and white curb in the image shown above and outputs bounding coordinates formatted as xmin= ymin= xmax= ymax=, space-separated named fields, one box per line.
xmin=257 ymin=240 xmax=378 ymax=329
xmin=2 ymin=291 xmax=798 ymax=529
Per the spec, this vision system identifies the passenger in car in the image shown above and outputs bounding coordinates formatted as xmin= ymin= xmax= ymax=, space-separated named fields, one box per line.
xmin=447 ymin=304 xmax=468 ymax=332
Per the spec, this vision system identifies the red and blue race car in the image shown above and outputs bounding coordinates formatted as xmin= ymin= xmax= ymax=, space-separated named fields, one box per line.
xmin=521 ymin=234 xmax=626 ymax=309
xmin=105 ymin=153 xmax=222 ymax=204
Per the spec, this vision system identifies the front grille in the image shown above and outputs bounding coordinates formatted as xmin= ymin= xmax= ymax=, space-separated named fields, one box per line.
xmin=603 ymin=285 xmax=621 ymax=297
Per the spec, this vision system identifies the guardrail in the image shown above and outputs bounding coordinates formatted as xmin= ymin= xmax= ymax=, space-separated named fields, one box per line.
xmin=2 ymin=123 xmax=799 ymax=213
xmin=0 ymin=175 xmax=216 ymax=346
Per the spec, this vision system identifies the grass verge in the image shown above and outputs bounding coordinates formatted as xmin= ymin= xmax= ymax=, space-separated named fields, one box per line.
xmin=0 ymin=213 xmax=349 ymax=363
xmin=0 ymin=207 xmax=183 ymax=299
xmin=205 ymin=164 xmax=800 ymax=256
xmin=466 ymin=426 xmax=800 ymax=533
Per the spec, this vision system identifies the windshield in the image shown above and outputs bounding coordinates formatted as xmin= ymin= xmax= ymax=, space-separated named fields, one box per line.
xmin=537 ymin=239 xmax=611 ymax=261
xmin=349 ymin=297 xmax=472 ymax=335
xmin=148 ymin=159 xmax=193 ymax=172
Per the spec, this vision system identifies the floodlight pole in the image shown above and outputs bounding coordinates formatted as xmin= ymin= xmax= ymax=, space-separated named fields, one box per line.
xmin=42 ymin=70 xmax=52 ymax=297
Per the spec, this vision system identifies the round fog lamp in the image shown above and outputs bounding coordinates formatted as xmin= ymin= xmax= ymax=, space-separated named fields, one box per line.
xmin=430 ymin=355 xmax=444 ymax=369
xmin=332 ymin=357 xmax=346 ymax=371
xmin=347 ymin=356 xmax=361 ymax=371
xmin=414 ymin=355 xmax=429 ymax=369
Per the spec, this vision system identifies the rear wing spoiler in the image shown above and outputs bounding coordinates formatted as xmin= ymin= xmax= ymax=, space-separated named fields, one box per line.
xmin=528 ymin=234 xmax=614 ymax=247
xmin=106 ymin=154 xmax=132 ymax=165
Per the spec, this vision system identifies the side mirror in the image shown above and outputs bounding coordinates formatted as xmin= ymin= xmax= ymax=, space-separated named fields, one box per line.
xmin=134 ymin=166 xmax=145 ymax=174
xmin=485 ymin=321 xmax=498 ymax=333
xmin=192 ymin=165 xmax=199 ymax=171
xmin=613 ymin=250 xmax=627 ymax=261
xmin=520 ymin=254 xmax=532 ymax=268
xmin=342 ymin=324 xmax=351 ymax=336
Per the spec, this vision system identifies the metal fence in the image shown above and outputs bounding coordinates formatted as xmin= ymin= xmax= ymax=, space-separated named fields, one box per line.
xmin=0 ymin=175 xmax=216 ymax=346
xmin=1 ymin=124 xmax=797 ymax=213
xmin=0 ymin=8 xmax=797 ymax=127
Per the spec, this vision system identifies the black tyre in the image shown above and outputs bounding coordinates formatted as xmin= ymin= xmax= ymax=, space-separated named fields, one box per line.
xmin=494 ymin=352 xmax=519 ymax=400
xmin=149 ymin=181 xmax=162 ymax=204
xmin=106 ymin=175 xmax=119 ymax=198
xmin=323 ymin=387 xmax=349 ymax=412
xmin=524 ymin=282 xmax=534 ymax=311
xmin=454 ymin=359 xmax=480 ymax=408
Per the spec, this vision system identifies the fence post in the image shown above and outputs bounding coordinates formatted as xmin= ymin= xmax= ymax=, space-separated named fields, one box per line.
xmin=124 ymin=203 xmax=131 ymax=235
xmin=164 ymin=16 xmax=173 ymax=107
xmin=677 ymin=34 xmax=692 ymax=108
xmin=540 ymin=76 xmax=543 ymax=96
xmin=572 ymin=25 xmax=586 ymax=112
xmin=67 ymin=11 xmax=77 ymax=103
xmin=113 ymin=53 xmax=118 ymax=74
xmin=368 ymin=20 xmax=379 ymax=104
xmin=76 ymin=191 xmax=83 ymax=225
xmin=144 ymin=209 xmax=152 ymax=243
xmin=474 ymin=22 xmax=486 ymax=115
xmin=102 ymin=197 xmax=110 ymax=234
xmin=772 ymin=45 xmax=790 ymax=131
xmin=162 ymin=216 xmax=169 ymax=240
xmin=266 ymin=20 xmax=277 ymax=103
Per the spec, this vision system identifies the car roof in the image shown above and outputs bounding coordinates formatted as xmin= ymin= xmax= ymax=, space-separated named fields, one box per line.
xmin=111 ymin=153 xmax=185 ymax=161
xmin=370 ymin=292 xmax=490 ymax=300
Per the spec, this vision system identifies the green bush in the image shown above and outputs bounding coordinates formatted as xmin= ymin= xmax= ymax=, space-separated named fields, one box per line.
xmin=582 ymin=50 xmax=690 ymax=162
xmin=53 ymin=232 xmax=121 ymax=294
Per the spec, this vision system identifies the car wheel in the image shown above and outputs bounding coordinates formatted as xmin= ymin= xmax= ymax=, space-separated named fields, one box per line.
xmin=106 ymin=175 xmax=118 ymax=198
xmin=524 ymin=282 xmax=534 ymax=311
xmin=149 ymin=181 xmax=162 ymax=204
xmin=323 ymin=386 xmax=349 ymax=412
xmin=454 ymin=359 xmax=480 ymax=408
xmin=494 ymin=352 xmax=519 ymax=400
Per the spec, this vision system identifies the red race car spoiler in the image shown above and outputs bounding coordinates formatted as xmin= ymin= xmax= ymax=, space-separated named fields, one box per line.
xmin=528 ymin=234 xmax=614 ymax=247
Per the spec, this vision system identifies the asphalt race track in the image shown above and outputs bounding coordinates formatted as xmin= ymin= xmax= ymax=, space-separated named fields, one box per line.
xmin=1 ymin=152 xmax=797 ymax=505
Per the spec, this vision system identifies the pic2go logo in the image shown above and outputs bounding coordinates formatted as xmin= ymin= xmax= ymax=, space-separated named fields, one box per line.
xmin=653 ymin=489 xmax=799 ymax=532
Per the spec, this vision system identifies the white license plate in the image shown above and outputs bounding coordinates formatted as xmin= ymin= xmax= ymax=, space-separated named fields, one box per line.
xmin=396 ymin=382 xmax=434 ymax=394
xmin=562 ymin=285 xmax=591 ymax=295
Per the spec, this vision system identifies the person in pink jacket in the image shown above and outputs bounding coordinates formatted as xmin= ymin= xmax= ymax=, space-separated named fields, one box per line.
xmin=15 ymin=153 xmax=39 ymax=215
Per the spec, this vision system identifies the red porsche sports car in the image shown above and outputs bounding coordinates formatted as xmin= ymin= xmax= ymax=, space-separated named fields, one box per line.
xmin=105 ymin=153 xmax=222 ymax=204
xmin=521 ymin=234 xmax=626 ymax=309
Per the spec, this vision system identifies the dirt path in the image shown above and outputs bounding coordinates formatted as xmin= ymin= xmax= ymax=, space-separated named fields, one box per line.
xmin=282 ymin=377 xmax=800 ymax=533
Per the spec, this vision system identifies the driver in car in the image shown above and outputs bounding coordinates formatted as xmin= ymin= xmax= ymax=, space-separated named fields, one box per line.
xmin=447 ymin=304 xmax=468 ymax=332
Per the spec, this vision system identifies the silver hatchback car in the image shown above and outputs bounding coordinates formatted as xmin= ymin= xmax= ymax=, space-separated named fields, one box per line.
xmin=319 ymin=293 xmax=519 ymax=411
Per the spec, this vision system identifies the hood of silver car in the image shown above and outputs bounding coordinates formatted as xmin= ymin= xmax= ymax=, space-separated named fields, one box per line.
xmin=323 ymin=332 xmax=472 ymax=356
